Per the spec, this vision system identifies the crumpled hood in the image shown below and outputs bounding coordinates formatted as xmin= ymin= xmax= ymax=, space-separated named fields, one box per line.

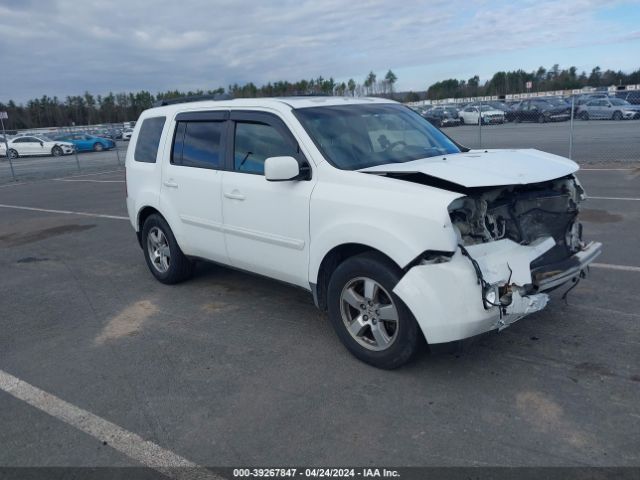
xmin=359 ymin=149 xmax=579 ymax=188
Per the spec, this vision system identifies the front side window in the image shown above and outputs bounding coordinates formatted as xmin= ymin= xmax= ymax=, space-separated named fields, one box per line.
xmin=294 ymin=104 xmax=460 ymax=170
xmin=233 ymin=122 xmax=297 ymax=175
xmin=134 ymin=116 xmax=166 ymax=163
xmin=172 ymin=121 xmax=223 ymax=169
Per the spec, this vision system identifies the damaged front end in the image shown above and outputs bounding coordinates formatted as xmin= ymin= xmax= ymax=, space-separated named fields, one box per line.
xmin=392 ymin=174 xmax=602 ymax=344
xmin=446 ymin=174 xmax=601 ymax=327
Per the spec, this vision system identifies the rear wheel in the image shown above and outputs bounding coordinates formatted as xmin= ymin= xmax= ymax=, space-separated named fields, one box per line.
xmin=612 ymin=111 xmax=623 ymax=121
xmin=93 ymin=142 xmax=104 ymax=152
xmin=327 ymin=252 xmax=423 ymax=369
xmin=142 ymin=214 xmax=194 ymax=284
xmin=51 ymin=146 xmax=63 ymax=157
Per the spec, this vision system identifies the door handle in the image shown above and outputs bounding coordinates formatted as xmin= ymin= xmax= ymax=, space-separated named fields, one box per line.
xmin=163 ymin=179 xmax=178 ymax=188
xmin=224 ymin=190 xmax=245 ymax=201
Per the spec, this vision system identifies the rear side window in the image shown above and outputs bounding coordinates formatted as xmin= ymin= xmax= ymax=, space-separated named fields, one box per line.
xmin=171 ymin=121 xmax=223 ymax=169
xmin=134 ymin=116 xmax=166 ymax=163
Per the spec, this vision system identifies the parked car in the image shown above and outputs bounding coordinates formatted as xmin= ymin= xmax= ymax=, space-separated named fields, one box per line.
xmin=125 ymin=96 xmax=601 ymax=369
xmin=511 ymin=99 xmax=570 ymax=123
xmin=505 ymin=102 xmax=522 ymax=122
xmin=577 ymin=98 xmax=640 ymax=120
xmin=55 ymin=133 xmax=116 ymax=152
xmin=0 ymin=135 xmax=75 ymax=158
xmin=615 ymin=90 xmax=640 ymax=106
xmin=458 ymin=105 xmax=505 ymax=124
xmin=122 ymin=128 xmax=134 ymax=141
xmin=421 ymin=106 xmax=461 ymax=127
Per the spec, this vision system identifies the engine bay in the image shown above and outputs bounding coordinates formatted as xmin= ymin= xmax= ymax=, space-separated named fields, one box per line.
xmin=448 ymin=175 xmax=585 ymax=268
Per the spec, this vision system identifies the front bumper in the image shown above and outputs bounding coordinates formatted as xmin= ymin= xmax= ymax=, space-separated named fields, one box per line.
xmin=393 ymin=238 xmax=602 ymax=344
xmin=59 ymin=145 xmax=75 ymax=155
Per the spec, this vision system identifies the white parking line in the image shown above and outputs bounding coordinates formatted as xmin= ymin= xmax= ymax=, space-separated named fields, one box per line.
xmin=591 ymin=263 xmax=640 ymax=273
xmin=0 ymin=369 xmax=223 ymax=480
xmin=56 ymin=169 xmax=124 ymax=179
xmin=0 ymin=203 xmax=129 ymax=220
xmin=587 ymin=196 xmax=640 ymax=201
xmin=54 ymin=179 xmax=125 ymax=183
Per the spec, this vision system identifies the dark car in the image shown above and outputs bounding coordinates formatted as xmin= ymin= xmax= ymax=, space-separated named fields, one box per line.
xmin=615 ymin=90 xmax=640 ymax=105
xmin=422 ymin=106 xmax=461 ymax=127
xmin=512 ymin=99 xmax=571 ymax=123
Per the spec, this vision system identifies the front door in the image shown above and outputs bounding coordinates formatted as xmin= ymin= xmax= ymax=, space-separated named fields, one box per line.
xmin=221 ymin=111 xmax=315 ymax=288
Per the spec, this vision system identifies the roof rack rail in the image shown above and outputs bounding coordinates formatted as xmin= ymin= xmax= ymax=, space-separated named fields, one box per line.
xmin=153 ymin=93 xmax=233 ymax=107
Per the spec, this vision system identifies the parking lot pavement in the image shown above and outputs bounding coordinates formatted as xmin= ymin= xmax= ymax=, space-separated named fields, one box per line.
xmin=0 ymin=170 xmax=638 ymax=469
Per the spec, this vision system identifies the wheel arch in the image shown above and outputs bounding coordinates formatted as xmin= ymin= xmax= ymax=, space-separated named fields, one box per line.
xmin=311 ymin=243 xmax=403 ymax=311
xmin=136 ymin=205 xmax=164 ymax=247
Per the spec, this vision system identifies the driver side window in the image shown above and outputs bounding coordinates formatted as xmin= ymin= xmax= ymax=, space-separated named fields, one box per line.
xmin=234 ymin=122 xmax=297 ymax=175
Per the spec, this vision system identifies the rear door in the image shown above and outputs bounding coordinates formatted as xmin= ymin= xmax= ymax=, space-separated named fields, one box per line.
xmin=221 ymin=111 xmax=315 ymax=288
xmin=159 ymin=110 xmax=229 ymax=263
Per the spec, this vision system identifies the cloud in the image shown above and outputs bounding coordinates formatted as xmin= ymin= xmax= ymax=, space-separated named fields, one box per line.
xmin=0 ymin=0 xmax=638 ymax=102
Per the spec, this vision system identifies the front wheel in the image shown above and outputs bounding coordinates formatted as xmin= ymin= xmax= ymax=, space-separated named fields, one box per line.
xmin=142 ymin=214 xmax=194 ymax=284
xmin=580 ymin=112 xmax=589 ymax=121
xmin=51 ymin=146 xmax=63 ymax=156
xmin=612 ymin=111 xmax=623 ymax=121
xmin=327 ymin=252 xmax=424 ymax=369
xmin=8 ymin=149 xmax=18 ymax=159
xmin=537 ymin=113 xmax=546 ymax=123
xmin=93 ymin=142 xmax=104 ymax=152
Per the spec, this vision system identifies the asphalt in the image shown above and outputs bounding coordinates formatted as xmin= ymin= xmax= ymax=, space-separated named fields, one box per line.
xmin=0 ymin=167 xmax=638 ymax=470
xmin=0 ymin=120 xmax=639 ymax=185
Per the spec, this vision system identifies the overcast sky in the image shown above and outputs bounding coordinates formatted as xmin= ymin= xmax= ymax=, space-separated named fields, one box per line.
xmin=1 ymin=0 xmax=639 ymax=103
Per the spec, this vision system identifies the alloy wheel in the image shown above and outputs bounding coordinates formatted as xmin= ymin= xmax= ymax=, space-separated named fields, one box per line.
xmin=147 ymin=227 xmax=171 ymax=273
xmin=340 ymin=276 xmax=399 ymax=351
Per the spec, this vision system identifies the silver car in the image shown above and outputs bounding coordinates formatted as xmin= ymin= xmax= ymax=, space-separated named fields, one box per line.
xmin=578 ymin=98 xmax=640 ymax=120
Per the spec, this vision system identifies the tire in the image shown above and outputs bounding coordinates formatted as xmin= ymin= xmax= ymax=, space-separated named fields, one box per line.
xmin=141 ymin=214 xmax=194 ymax=284
xmin=8 ymin=149 xmax=18 ymax=159
xmin=612 ymin=111 xmax=623 ymax=121
xmin=580 ymin=112 xmax=589 ymax=121
xmin=459 ymin=117 xmax=465 ymax=125
xmin=513 ymin=116 xmax=520 ymax=124
xmin=51 ymin=146 xmax=63 ymax=157
xmin=93 ymin=142 xmax=104 ymax=152
xmin=537 ymin=113 xmax=546 ymax=123
xmin=327 ymin=251 xmax=424 ymax=369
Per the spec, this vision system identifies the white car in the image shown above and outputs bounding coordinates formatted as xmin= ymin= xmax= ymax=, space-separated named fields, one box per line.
xmin=458 ymin=105 xmax=505 ymax=125
xmin=126 ymin=97 xmax=601 ymax=369
xmin=0 ymin=135 xmax=75 ymax=159
xmin=122 ymin=128 xmax=134 ymax=141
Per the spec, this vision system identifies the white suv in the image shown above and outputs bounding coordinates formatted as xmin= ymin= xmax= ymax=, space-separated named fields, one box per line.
xmin=126 ymin=96 xmax=601 ymax=369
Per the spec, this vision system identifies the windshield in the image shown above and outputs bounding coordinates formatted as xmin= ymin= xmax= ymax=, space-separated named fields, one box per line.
xmin=294 ymin=104 xmax=460 ymax=170
xmin=547 ymin=98 xmax=567 ymax=106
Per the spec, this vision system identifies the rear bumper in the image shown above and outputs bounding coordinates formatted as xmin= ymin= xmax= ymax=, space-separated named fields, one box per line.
xmin=393 ymin=238 xmax=602 ymax=344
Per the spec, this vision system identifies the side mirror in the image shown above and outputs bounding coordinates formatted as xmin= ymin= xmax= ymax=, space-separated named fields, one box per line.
xmin=39 ymin=141 xmax=44 ymax=146
xmin=265 ymin=156 xmax=301 ymax=181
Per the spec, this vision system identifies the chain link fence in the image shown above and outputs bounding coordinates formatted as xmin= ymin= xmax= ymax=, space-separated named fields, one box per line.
xmin=0 ymin=123 xmax=129 ymax=184
xmin=411 ymin=89 xmax=640 ymax=166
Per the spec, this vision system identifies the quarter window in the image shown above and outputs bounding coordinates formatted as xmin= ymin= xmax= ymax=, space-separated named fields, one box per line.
xmin=171 ymin=121 xmax=223 ymax=169
xmin=134 ymin=116 xmax=166 ymax=163
xmin=233 ymin=122 xmax=297 ymax=175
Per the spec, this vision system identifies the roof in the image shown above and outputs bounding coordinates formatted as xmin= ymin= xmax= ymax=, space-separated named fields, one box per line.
xmin=140 ymin=96 xmax=397 ymax=119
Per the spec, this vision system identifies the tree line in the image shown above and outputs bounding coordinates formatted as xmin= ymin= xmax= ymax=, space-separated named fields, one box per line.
xmin=425 ymin=65 xmax=640 ymax=100
xmin=0 ymin=70 xmax=398 ymax=130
